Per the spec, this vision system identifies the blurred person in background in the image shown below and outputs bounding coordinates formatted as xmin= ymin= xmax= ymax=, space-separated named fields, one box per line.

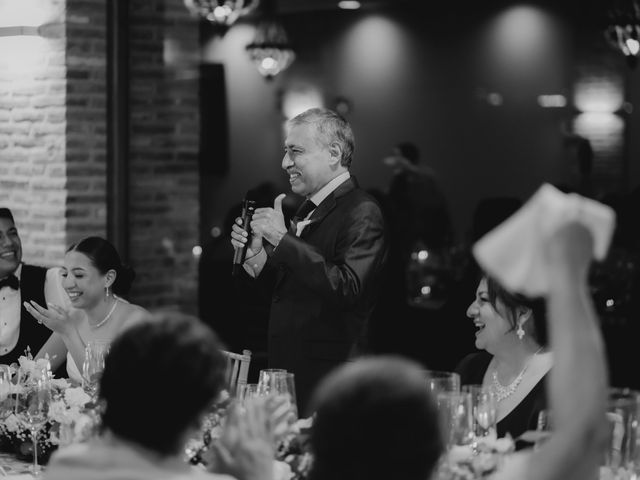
xmin=307 ymin=356 xmax=444 ymax=480
xmin=44 ymin=312 xmax=280 ymax=480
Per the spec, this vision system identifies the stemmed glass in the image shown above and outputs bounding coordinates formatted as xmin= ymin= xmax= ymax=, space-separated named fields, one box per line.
xmin=436 ymin=390 xmax=474 ymax=449
xmin=256 ymin=369 xmax=287 ymax=396
xmin=0 ymin=365 xmax=14 ymax=421
xmin=14 ymin=367 xmax=51 ymax=476
xmin=425 ymin=370 xmax=461 ymax=395
xmin=256 ymin=369 xmax=298 ymax=437
xmin=82 ymin=340 xmax=110 ymax=398
xmin=462 ymin=385 xmax=498 ymax=441
xmin=237 ymin=383 xmax=260 ymax=408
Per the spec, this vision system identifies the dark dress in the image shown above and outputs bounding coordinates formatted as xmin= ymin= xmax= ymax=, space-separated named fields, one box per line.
xmin=455 ymin=351 xmax=548 ymax=449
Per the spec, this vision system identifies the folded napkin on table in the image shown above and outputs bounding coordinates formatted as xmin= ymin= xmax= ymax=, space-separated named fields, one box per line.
xmin=472 ymin=183 xmax=616 ymax=297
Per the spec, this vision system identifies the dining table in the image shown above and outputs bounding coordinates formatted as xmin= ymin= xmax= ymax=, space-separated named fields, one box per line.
xmin=0 ymin=451 xmax=37 ymax=479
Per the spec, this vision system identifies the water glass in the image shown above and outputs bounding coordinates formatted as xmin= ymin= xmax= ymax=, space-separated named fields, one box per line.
xmin=533 ymin=409 xmax=553 ymax=450
xmin=602 ymin=388 xmax=640 ymax=472
xmin=462 ymin=384 xmax=497 ymax=440
xmin=82 ymin=340 xmax=110 ymax=397
xmin=436 ymin=391 xmax=474 ymax=448
xmin=237 ymin=383 xmax=260 ymax=406
xmin=0 ymin=365 xmax=13 ymax=420
xmin=256 ymin=369 xmax=287 ymax=396
xmin=425 ymin=370 xmax=461 ymax=395
xmin=282 ymin=372 xmax=298 ymax=421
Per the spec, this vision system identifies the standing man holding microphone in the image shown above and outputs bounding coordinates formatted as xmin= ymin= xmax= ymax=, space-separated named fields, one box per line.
xmin=230 ymin=108 xmax=388 ymax=415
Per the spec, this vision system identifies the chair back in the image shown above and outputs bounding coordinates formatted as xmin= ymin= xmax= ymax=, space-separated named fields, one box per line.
xmin=222 ymin=349 xmax=252 ymax=395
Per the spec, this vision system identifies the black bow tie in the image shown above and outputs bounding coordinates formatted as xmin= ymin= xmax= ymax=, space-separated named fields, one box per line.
xmin=0 ymin=274 xmax=19 ymax=290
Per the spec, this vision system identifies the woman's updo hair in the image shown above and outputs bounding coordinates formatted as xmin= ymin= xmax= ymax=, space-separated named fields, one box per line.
xmin=485 ymin=276 xmax=548 ymax=347
xmin=66 ymin=236 xmax=135 ymax=295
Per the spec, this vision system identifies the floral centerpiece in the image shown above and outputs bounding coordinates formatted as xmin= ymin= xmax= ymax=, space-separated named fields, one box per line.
xmin=274 ymin=416 xmax=313 ymax=480
xmin=185 ymin=392 xmax=314 ymax=480
xmin=437 ymin=435 xmax=515 ymax=480
xmin=0 ymin=353 xmax=98 ymax=463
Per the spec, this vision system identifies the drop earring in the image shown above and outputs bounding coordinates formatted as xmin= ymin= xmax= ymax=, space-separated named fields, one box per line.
xmin=516 ymin=324 xmax=525 ymax=340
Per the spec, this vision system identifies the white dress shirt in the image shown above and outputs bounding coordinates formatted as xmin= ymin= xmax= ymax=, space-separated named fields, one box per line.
xmin=294 ymin=171 xmax=351 ymax=236
xmin=0 ymin=264 xmax=68 ymax=356
xmin=243 ymin=172 xmax=352 ymax=277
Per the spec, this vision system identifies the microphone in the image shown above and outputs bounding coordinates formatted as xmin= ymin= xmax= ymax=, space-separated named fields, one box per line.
xmin=232 ymin=198 xmax=256 ymax=275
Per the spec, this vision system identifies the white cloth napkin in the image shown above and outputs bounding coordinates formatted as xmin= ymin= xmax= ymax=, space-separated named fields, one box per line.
xmin=472 ymin=183 xmax=616 ymax=296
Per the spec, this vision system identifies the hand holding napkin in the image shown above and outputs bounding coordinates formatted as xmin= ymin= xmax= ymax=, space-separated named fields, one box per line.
xmin=472 ymin=183 xmax=616 ymax=297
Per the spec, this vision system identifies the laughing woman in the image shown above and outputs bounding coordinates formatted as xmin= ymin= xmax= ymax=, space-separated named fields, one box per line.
xmin=27 ymin=236 xmax=149 ymax=383
xmin=455 ymin=275 xmax=552 ymax=445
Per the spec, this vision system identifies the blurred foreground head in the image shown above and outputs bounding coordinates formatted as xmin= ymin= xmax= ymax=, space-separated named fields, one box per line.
xmin=99 ymin=312 xmax=227 ymax=455
xmin=308 ymin=356 xmax=444 ymax=480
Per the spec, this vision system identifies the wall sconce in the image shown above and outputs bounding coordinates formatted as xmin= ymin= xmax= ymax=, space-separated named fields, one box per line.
xmin=0 ymin=23 xmax=62 ymax=39
xmin=0 ymin=26 xmax=39 ymax=37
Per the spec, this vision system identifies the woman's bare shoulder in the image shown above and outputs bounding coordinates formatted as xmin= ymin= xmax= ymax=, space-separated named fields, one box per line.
xmin=118 ymin=302 xmax=152 ymax=330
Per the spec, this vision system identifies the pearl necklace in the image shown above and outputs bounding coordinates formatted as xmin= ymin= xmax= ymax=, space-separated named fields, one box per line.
xmin=91 ymin=299 xmax=118 ymax=329
xmin=491 ymin=348 xmax=544 ymax=402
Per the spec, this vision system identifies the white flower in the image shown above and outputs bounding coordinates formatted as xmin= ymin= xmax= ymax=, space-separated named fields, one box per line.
xmin=273 ymin=460 xmax=294 ymax=480
xmin=295 ymin=417 xmax=313 ymax=430
xmin=64 ymin=387 xmax=91 ymax=408
xmin=50 ymin=378 xmax=70 ymax=390
xmin=217 ymin=389 xmax=230 ymax=403
xmin=48 ymin=400 xmax=69 ymax=424
xmin=71 ymin=413 xmax=93 ymax=438
xmin=4 ymin=414 xmax=22 ymax=433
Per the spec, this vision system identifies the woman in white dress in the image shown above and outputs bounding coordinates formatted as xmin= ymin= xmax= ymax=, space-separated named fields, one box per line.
xmin=27 ymin=236 xmax=149 ymax=382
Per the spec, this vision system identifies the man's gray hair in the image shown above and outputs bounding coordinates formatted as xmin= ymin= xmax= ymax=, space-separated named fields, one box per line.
xmin=289 ymin=108 xmax=355 ymax=168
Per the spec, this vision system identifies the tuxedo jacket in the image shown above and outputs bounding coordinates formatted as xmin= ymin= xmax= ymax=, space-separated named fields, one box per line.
xmin=0 ymin=264 xmax=53 ymax=365
xmin=263 ymin=177 xmax=388 ymax=414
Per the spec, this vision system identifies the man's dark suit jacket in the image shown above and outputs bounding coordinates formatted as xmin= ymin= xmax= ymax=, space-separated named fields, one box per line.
xmin=261 ymin=176 xmax=387 ymax=415
xmin=0 ymin=264 xmax=53 ymax=365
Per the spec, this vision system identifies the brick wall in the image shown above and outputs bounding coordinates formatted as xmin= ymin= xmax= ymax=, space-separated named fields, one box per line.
xmin=0 ymin=0 xmax=201 ymax=315
xmin=128 ymin=0 xmax=201 ymax=313
xmin=0 ymin=0 xmax=69 ymax=265
xmin=65 ymin=0 xmax=108 ymax=245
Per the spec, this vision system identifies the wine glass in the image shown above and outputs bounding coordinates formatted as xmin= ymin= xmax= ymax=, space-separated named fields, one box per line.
xmin=282 ymin=373 xmax=298 ymax=421
xmin=256 ymin=368 xmax=287 ymax=396
xmin=436 ymin=391 xmax=474 ymax=449
xmin=425 ymin=370 xmax=461 ymax=395
xmin=14 ymin=369 xmax=52 ymax=476
xmin=237 ymin=383 xmax=260 ymax=408
xmin=82 ymin=340 xmax=110 ymax=397
xmin=0 ymin=366 xmax=14 ymax=426
xmin=462 ymin=384 xmax=498 ymax=441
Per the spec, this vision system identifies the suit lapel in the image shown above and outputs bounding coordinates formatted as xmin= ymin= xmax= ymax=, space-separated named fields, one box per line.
xmin=275 ymin=177 xmax=358 ymax=289
xmin=300 ymin=176 xmax=356 ymax=239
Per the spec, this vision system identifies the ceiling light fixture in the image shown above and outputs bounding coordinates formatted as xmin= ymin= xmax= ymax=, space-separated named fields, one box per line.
xmin=605 ymin=0 xmax=640 ymax=68
xmin=183 ymin=0 xmax=260 ymax=27
xmin=245 ymin=0 xmax=294 ymax=79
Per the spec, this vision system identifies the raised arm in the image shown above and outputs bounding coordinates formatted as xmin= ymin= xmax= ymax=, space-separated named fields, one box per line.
xmin=529 ymin=222 xmax=608 ymax=480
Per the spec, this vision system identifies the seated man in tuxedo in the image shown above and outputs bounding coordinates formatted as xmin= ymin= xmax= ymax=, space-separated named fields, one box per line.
xmin=0 ymin=208 xmax=68 ymax=365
